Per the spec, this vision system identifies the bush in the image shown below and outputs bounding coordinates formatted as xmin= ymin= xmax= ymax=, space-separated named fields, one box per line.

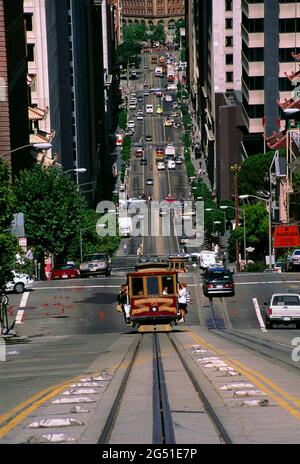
xmin=244 ymin=262 xmax=266 ymax=272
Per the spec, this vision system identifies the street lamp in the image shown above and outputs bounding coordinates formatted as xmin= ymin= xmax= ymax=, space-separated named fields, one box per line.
xmin=239 ymin=194 xmax=272 ymax=269
xmin=0 ymin=142 xmax=52 ymax=158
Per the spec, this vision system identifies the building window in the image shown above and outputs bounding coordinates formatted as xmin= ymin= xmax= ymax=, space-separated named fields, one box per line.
xmin=24 ymin=13 xmax=33 ymax=32
xmin=225 ymin=0 xmax=232 ymax=11
xmin=226 ymin=72 xmax=233 ymax=82
xmin=225 ymin=18 xmax=233 ymax=29
xmin=27 ymin=44 xmax=35 ymax=62
xmin=225 ymin=36 xmax=233 ymax=47
xmin=226 ymin=54 xmax=233 ymax=65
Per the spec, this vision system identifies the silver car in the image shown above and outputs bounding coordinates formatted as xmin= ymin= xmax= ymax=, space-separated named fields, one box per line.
xmin=80 ymin=253 xmax=111 ymax=277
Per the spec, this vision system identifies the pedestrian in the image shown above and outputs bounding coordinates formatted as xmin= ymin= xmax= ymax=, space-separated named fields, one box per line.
xmin=122 ymin=284 xmax=131 ymax=324
xmin=15 ymin=249 xmax=25 ymax=265
xmin=123 ymin=243 xmax=128 ymax=255
xmin=137 ymin=245 xmax=143 ymax=256
xmin=26 ymin=246 xmax=35 ymax=276
xmin=177 ymin=282 xmax=190 ymax=323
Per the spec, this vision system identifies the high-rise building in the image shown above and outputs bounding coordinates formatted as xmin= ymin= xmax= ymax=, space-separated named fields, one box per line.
xmin=24 ymin=0 xmax=55 ymax=166
xmin=241 ymin=0 xmax=300 ymax=155
xmin=190 ymin=0 xmax=243 ymax=200
xmin=122 ymin=0 xmax=184 ymax=31
xmin=44 ymin=0 xmax=118 ymax=205
xmin=0 ymin=0 xmax=31 ymax=174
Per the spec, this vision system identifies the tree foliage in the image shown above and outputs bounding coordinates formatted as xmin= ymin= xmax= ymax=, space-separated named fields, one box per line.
xmin=0 ymin=161 xmax=18 ymax=289
xmin=117 ymin=40 xmax=142 ymax=67
xmin=122 ymin=23 xmax=147 ymax=43
xmin=13 ymin=165 xmax=87 ymax=261
xmin=150 ymin=24 xmax=166 ymax=43
xmin=238 ymin=151 xmax=275 ymax=196
xmin=228 ymin=203 xmax=268 ymax=262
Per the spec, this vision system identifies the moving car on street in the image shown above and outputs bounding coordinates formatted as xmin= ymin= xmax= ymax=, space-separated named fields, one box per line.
xmin=51 ymin=263 xmax=80 ymax=280
xmin=202 ymin=267 xmax=235 ymax=297
xmin=80 ymin=253 xmax=111 ymax=277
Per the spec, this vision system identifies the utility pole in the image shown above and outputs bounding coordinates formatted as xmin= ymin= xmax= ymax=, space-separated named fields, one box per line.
xmin=230 ymin=163 xmax=240 ymax=271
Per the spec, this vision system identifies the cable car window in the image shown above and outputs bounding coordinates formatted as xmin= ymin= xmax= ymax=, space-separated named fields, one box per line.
xmin=132 ymin=278 xmax=144 ymax=296
xmin=162 ymin=276 xmax=175 ymax=294
xmin=147 ymin=277 xmax=159 ymax=295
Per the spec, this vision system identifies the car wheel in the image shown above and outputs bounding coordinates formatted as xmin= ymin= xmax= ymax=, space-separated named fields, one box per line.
xmin=266 ymin=320 xmax=273 ymax=329
xmin=14 ymin=282 xmax=25 ymax=294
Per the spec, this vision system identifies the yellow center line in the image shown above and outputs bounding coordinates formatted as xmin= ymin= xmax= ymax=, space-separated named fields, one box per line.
xmin=0 ymin=367 xmax=116 ymax=439
xmin=0 ymin=375 xmax=85 ymax=438
xmin=187 ymin=331 xmax=300 ymax=419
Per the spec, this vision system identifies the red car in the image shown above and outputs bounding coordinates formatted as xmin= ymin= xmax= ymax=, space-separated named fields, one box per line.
xmin=135 ymin=148 xmax=144 ymax=157
xmin=51 ymin=263 xmax=80 ymax=280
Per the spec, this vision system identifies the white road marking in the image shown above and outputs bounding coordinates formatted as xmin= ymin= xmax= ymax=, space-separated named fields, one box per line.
xmin=252 ymin=297 xmax=267 ymax=332
xmin=236 ymin=280 xmax=300 ymax=285
xmin=15 ymin=291 xmax=30 ymax=324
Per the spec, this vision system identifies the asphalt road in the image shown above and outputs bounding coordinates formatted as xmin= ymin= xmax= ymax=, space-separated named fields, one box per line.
xmin=1 ymin=52 xmax=300 ymax=443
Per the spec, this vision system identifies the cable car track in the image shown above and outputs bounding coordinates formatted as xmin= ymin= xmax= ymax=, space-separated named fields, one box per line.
xmin=98 ymin=332 xmax=232 ymax=444
xmin=205 ymin=297 xmax=300 ymax=372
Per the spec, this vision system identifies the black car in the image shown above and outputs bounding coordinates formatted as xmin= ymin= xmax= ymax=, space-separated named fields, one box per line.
xmin=140 ymin=159 xmax=148 ymax=165
xmin=145 ymin=135 xmax=152 ymax=141
xmin=202 ymin=267 xmax=235 ymax=297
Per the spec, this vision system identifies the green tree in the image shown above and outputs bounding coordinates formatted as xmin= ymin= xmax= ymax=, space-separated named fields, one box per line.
xmin=13 ymin=165 xmax=87 ymax=273
xmin=117 ymin=41 xmax=142 ymax=67
xmin=228 ymin=203 xmax=268 ymax=262
xmin=0 ymin=161 xmax=18 ymax=289
xmin=65 ymin=209 xmax=121 ymax=262
xmin=122 ymin=23 xmax=147 ymax=43
xmin=238 ymin=151 xmax=275 ymax=196
xmin=151 ymin=24 xmax=166 ymax=43
xmin=174 ymin=19 xmax=185 ymax=44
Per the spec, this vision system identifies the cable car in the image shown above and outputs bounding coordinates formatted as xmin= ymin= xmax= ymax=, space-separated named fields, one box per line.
xmin=127 ymin=267 xmax=180 ymax=332
xmin=168 ymin=256 xmax=187 ymax=273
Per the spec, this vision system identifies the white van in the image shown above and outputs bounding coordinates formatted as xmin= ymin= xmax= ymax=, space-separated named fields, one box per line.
xmin=146 ymin=104 xmax=153 ymax=114
xmin=167 ymin=159 xmax=175 ymax=170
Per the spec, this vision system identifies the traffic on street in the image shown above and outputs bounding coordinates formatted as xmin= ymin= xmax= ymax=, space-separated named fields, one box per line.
xmin=1 ymin=47 xmax=300 ymax=446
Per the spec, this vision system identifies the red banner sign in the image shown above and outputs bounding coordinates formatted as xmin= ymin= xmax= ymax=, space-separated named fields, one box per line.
xmin=273 ymin=225 xmax=300 ymax=248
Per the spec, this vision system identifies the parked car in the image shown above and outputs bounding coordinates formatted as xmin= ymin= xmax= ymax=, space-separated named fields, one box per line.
xmin=273 ymin=261 xmax=284 ymax=273
xmin=80 ymin=253 xmax=111 ymax=277
xmin=264 ymin=293 xmax=300 ymax=329
xmin=286 ymin=249 xmax=300 ymax=271
xmin=202 ymin=267 xmax=235 ymax=297
xmin=5 ymin=271 xmax=34 ymax=294
xmin=51 ymin=263 xmax=80 ymax=280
